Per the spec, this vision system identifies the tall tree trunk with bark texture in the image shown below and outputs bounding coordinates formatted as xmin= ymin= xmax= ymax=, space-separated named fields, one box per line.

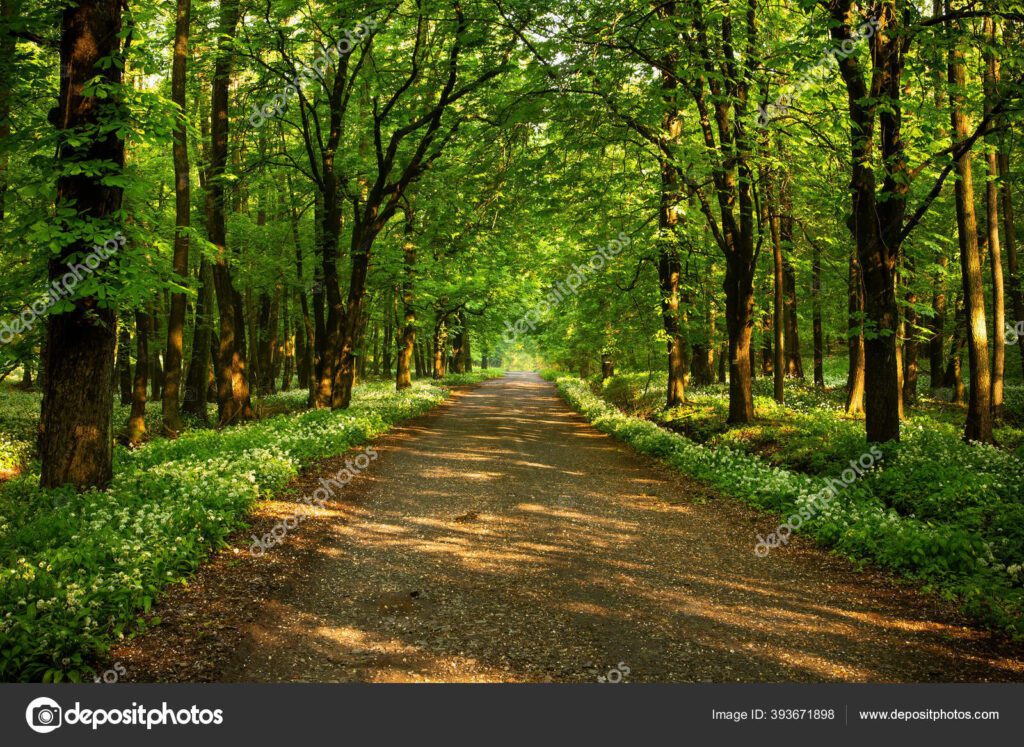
xmin=161 ymin=0 xmax=191 ymax=435
xmin=40 ymin=0 xmax=125 ymax=488
xmin=207 ymin=0 xmax=252 ymax=426
xmin=949 ymin=33 xmax=993 ymax=442
xmin=983 ymin=16 xmax=1005 ymax=414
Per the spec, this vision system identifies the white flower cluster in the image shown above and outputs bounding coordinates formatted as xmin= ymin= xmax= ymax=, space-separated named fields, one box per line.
xmin=0 ymin=380 xmax=448 ymax=680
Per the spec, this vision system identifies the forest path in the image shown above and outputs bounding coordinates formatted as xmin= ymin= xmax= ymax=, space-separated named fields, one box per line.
xmin=207 ymin=372 xmax=1023 ymax=682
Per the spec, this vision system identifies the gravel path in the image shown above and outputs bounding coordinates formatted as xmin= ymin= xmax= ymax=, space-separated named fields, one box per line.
xmin=115 ymin=372 xmax=1024 ymax=682
xmin=200 ymin=372 xmax=1021 ymax=682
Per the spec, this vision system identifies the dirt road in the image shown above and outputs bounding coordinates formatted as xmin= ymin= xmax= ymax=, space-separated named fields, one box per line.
xmin=119 ymin=372 xmax=1024 ymax=682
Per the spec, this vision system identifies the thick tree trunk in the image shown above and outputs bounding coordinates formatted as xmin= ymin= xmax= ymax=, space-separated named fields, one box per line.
xmin=949 ymin=39 xmax=993 ymax=443
xmin=39 ymin=0 xmax=124 ymax=489
xmin=830 ymin=8 xmax=903 ymax=443
xmin=208 ymin=0 xmax=251 ymax=426
xmin=656 ymin=57 xmax=688 ymax=409
xmin=724 ymin=257 xmax=756 ymax=423
xmin=316 ymin=174 xmax=344 ymax=408
xmin=331 ymin=228 xmax=370 ymax=408
xmin=161 ymin=0 xmax=191 ymax=435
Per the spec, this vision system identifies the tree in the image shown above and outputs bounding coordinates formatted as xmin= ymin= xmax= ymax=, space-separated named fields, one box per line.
xmin=161 ymin=0 xmax=192 ymax=434
xmin=39 ymin=0 xmax=126 ymax=488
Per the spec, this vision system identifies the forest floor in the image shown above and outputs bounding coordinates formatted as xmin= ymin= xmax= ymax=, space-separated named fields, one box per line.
xmin=111 ymin=372 xmax=1024 ymax=682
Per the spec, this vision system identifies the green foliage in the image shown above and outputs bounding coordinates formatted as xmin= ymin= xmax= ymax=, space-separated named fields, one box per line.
xmin=0 ymin=381 xmax=449 ymax=682
xmin=552 ymin=374 xmax=1024 ymax=638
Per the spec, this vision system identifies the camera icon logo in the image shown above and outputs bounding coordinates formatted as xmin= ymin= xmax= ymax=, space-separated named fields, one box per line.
xmin=25 ymin=697 xmax=62 ymax=733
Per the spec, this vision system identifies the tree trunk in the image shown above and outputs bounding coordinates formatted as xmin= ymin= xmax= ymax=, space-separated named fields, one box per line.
xmin=451 ymin=310 xmax=468 ymax=375
xmin=255 ymin=291 xmax=272 ymax=395
xmin=777 ymin=181 xmax=803 ymax=380
xmin=182 ymin=259 xmax=212 ymax=421
xmin=944 ymin=296 xmax=966 ymax=404
xmin=161 ymin=0 xmax=191 ymax=435
xmin=0 ymin=0 xmax=12 ymax=223
xmin=414 ymin=340 xmax=425 ymax=379
xmin=149 ymin=305 xmax=164 ymax=403
xmin=929 ymin=254 xmax=948 ymax=388
xmin=724 ymin=254 xmax=756 ymax=423
xmin=396 ymin=218 xmax=417 ymax=390
xmin=783 ymin=258 xmax=803 ymax=379
xmin=983 ymin=16 xmax=1004 ymax=414
xmin=39 ymin=0 xmax=124 ymax=489
xmin=999 ymin=137 xmax=1024 ymax=380
xmin=281 ymin=303 xmax=294 ymax=392
xmin=601 ymin=353 xmax=614 ymax=381
xmin=846 ymin=248 xmax=866 ymax=416
xmin=117 ymin=317 xmax=132 ymax=406
xmin=770 ymin=187 xmax=785 ymax=404
xmin=266 ymin=287 xmax=281 ymax=393
xmin=382 ymin=297 xmax=394 ymax=376
xmin=811 ymin=236 xmax=824 ymax=387
xmin=127 ymin=309 xmax=149 ymax=446
xmin=949 ymin=37 xmax=993 ymax=442
xmin=830 ymin=7 xmax=903 ymax=442
xmin=903 ymin=267 xmax=920 ymax=407
xmin=691 ymin=301 xmax=715 ymax=386
xmin=208 ymin=0 xmax=251 ymax=426
xmin=656 ymin=53 xmax=688 ymax=409
xmin=316 ymin=173 xmax=344 ymax=408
